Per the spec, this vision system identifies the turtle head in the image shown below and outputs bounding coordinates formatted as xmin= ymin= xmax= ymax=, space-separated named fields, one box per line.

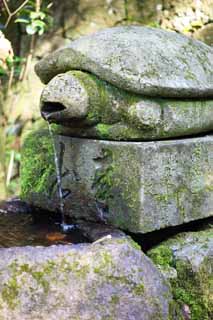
xmin=40 ymin=72 xmax=91 ymax=124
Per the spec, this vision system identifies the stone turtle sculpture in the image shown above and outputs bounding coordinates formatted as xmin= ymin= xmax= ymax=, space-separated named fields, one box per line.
xmin=36 ymin=26 xmax=213 ymax=140
xmin=21 ymin=26 xmax=213 ymax=233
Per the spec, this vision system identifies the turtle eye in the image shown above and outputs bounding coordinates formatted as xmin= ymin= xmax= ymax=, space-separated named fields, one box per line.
xmin=41 ymin=102 xmax=66 ymax=121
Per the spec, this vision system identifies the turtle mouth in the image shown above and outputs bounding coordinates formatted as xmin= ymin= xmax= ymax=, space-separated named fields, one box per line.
xmin=41 ymin=102 xmax=67 ymax=121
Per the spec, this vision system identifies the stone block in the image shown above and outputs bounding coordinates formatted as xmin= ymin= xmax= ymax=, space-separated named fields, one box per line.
xmin=21 ymin=132 xmax=213 ymax=233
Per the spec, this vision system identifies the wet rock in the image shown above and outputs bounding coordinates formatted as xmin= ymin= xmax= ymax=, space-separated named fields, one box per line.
xmin=77 ymin=221 xmax=125 ymax=242
xmin=21 ymin=130 xmax=213 ymax=233
xmin=0 ymin=237 xmax=172 ymax=320
xmin=0 ymin=198 xmax=33 ymax=215
xmin=148 ymin=227 xmax=213 ymax=320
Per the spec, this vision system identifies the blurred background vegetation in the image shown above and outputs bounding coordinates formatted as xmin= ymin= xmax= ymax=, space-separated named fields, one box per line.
xmin=0 ymin=0 xmax=213 ymax=200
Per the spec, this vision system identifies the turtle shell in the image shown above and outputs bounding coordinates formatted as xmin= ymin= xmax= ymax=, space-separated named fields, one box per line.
xmin=35 ymin=26 xmax=213 ymax=98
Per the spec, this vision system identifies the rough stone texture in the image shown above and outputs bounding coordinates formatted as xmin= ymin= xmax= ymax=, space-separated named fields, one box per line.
xmin=40 ymin=70 xmax=213 ymax=140
xmin=77 ymin=221 xmax=125 ymax=242
xmin=21 ymin=131 xmax=213 ymax=233
xmin=0 ymin=237 xmax=172 ymax=320
xmin=35 ymin=26 xmax=213 ymax=98
xmin=148 ymin=227 xmax=213 ymax=320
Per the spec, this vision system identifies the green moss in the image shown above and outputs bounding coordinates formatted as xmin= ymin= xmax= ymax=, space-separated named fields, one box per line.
xmin=93 ymin=146 xmax=141 ymax=231
xmin=96 ymin=124 xmax=112 ymax=139
xmin=31 ymin=271 xmax=50 ymax=293
xmin=149 ymin=230 xmax=213 ymax=320
xmin=128 ymin=238 xmax=141 ymax=251
xmin=1 ymin=278 xmax=19 ymax=309
xmin=133 ymin=283 xmax=144 ymax=295
xmin=94 ymin=251 xmax=113 ymax=274
xmin=68 ymin=70 xmax=142 ymax=128
xmin=148 ymin=245 xmax=174 ymax=268
xmin=111 ymin=295 xmax=120 ymax=305
xmin=20 ymin=128 xmax=55 ymax=198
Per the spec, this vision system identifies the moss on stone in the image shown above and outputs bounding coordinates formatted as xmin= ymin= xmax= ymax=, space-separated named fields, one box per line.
xmin=171 ymin=257 xmax=212 ymax=320
xmin=96 ymin=124 xmax=112 ymax=139
xmin=94 ymin=251 xmax=113 ymax=274
xmin=133 ymin=283 xmax=145 ymax=295
xmin=148 ymin=245 xmax=174 ymax=268
xmin=1 ymin=278 xmax=19 ymax=310
xmin=148 ymin=229 xmax=213 ymax=320
xmin=20 ymin=128 xmax=55 ymax=199
xmin=93 ymin=146 xmax=141 ymax=231
xmin=111 ymin=295 xmax=120 ymax=305
xmin=128 ymin=238 xmax=141 ymax=251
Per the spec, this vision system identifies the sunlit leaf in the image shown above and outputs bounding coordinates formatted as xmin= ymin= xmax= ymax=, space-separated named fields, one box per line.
xmin=15 ymin=18 xmax=29 ymax=24
xmin=26 ymin=24 xmax=37 ymax=35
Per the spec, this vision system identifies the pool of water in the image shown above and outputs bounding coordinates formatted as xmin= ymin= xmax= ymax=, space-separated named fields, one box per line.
xmin=0 ymin=198 xmax=89 ymax=248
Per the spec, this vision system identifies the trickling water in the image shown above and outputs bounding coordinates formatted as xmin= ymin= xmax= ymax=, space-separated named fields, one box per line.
xmin=47 ymin=123 xmax=74 ymax=233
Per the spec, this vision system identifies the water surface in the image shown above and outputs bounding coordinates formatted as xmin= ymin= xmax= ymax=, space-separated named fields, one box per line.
xmin=0 ymin=199 xmax=88 ymax=248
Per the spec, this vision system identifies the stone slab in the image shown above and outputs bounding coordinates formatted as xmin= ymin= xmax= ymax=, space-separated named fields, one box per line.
xmin=21 ymin=133 xmax=213 ymax=233
xmin=0 ymin=237 xmax=172 ymax=320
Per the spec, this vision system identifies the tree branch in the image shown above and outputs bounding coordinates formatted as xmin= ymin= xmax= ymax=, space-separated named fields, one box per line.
xmin=3 ymin=0 xmax=29 ymax=28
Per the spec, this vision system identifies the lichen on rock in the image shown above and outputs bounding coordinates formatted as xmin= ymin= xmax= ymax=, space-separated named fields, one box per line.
xmin=148 ymin=227 xmax=213 ymax=320
xmin=0 ymin=237 xmax=172 ymax=320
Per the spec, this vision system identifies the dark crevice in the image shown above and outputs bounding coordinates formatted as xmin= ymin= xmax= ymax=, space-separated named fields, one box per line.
xmin=41 ymin=102 xmax=66 ymax=113
xmin=57 ymin=131 xmax=213 ymax=143
xmin=41 ymin=102 xmax=67 ymax=120
xmin=126 ymin=216 xmax=213 ymax=252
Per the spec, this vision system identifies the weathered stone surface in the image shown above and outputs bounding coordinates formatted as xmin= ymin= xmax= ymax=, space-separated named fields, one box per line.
xmin=0 ymin=237 xmax=172 ymax=320
xmin=77 ymin=221 xmax=125 ymax=242
xmin=35 ymin=26 xmax=213 ymax=98
xmin=148 ymin=227 xmax=213 ymax=320
xmin=21 ymin=131 xmax=213 ymax=233
xmin=40 ymin=70 xmax=213 ymax=140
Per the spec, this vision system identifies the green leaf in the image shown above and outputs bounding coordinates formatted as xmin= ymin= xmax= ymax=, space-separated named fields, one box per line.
xmin=38 ymin=28 xmax=44 ymax=35
xmin=15 ymin=18 xmax=29 ymax=24
xmin=30 ymin=11 xmax=46 ymax=20
xmin=6 ymin=56 xmax=14 ymax=68
xmin=0 ymin=66 xmax=7 ymax=76
xmin=26 ymin=24 xmax=37 ymax=35
xmin=32 ymin=20 xmax=46 ymax=28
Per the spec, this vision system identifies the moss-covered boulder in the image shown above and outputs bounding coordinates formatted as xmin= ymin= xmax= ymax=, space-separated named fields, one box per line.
xmin=21 ymin=130 xmax=213 ymax=233
xmin=148 ymin=227 xmax=213 ymax=320
xmin=0 ymin=237 xmax=172 ymax=320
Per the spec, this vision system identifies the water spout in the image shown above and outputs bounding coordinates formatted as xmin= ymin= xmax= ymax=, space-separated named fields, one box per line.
xmin=40 ymin=72 xmax=89 ymax=124
xmin=47 ymin=122 xmax=74 ymax=233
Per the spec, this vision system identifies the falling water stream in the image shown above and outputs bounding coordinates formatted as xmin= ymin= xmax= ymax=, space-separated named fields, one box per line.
xmin=47 ymin=123 xmax=74 ymax=233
